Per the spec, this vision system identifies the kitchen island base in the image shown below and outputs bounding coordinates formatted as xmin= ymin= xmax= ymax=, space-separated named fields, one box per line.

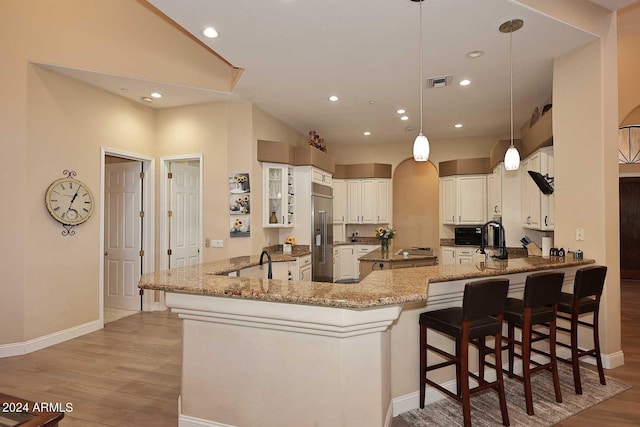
xmin=169 ymin=292 xmax=401 ymax=427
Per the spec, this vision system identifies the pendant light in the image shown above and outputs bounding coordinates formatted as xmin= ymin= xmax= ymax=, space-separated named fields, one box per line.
xmin=412 ymin=0 xmax=429 ymax=162
xmin=500 ymin=19 xmax=523 ymax=171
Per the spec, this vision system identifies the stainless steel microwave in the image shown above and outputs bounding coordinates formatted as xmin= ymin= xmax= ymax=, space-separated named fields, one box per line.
xmin=454 ymin=227 xmax=483 ymax=246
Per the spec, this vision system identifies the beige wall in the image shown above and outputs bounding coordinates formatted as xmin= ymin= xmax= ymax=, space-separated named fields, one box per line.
xmin=0 ymin=0 xmax=236 ymax=344
xmin=522 ymin=0 xmax=621 ymax=358
xmin=618 ymin=3 xmax=640 ymax=124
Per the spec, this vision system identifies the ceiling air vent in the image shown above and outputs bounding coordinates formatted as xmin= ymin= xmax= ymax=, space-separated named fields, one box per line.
xmin=425 ymin=76 xmax=452 ymax=89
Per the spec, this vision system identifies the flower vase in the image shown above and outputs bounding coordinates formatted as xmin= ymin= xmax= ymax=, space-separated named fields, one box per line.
xmin=269 ymin=211 xmax=278 ymax=224
xmin=380 ymin=238 xmax=390 ymax=255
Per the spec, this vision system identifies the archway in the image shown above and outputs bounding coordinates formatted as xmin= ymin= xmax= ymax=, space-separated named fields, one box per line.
xmin=392 ymin=158 xmax=439 ymax=251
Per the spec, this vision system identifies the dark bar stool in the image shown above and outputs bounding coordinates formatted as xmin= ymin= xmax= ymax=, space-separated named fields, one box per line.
xmin=502 ymin=272 xmax=564 ymax=415
xmin=555 ymin=265 xmax=608 ymax=394
xmin=419 ymin=278 xmax=510 ymax=427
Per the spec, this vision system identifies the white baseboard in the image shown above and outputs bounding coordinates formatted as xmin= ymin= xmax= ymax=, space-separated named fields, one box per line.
xmin=392 ymin=348 xmax=625 ymax=417
xmin=0 ymin=319 xmax=101 ymax=358
xmin=556 ymin=347 xmax=625 ymax=369
xmin=178 ymin=395 xmax=236 ymax=427
xmin=384 ymin=399 xmax=393 ymax=427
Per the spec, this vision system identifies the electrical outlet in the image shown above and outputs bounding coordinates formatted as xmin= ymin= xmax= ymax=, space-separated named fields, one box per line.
xmin=211 ymin=239 xmax=224 ymax=248
xmin=205 ymin=238 xmax=211 ymax=248
xmin=575 ymin=228 xmax=585 ymax=241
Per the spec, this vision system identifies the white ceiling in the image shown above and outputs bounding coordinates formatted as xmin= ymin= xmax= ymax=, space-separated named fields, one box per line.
xmin=49 ymin=0 xmax=622 ymax=146
xmin=590 ymin=0 xmax=637 ymax=10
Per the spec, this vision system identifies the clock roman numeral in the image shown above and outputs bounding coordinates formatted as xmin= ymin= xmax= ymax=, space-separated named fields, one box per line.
xmin=83 ymin=208 xmax=89 ymax=213
xmin=53 ymin=207 xmax=60 ymax=211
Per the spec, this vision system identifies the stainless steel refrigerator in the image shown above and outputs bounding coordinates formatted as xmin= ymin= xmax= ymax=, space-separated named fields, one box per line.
xmin=311 ymin=182 xmax=333 ymax=282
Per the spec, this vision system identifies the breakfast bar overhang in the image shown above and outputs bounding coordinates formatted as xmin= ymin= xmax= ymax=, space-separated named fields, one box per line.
xmin=139 ymin=256 xmax=594 ymax=427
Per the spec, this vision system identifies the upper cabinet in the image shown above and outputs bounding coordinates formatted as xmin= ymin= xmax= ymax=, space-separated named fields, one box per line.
xmin=487 ymin=163 xmax=503 ymax=217
xmin=521 ymin=147 xmax=554 ymax=231
xmin=312 ymin=168 xmax=332 ymax=186
xmin=441 ymin=175 xmax=487 ymax=225
xmin=263 ymin=163 xmax=295 ymax=228
xmin=333 ymin=179 xmax=347 ymax=224
xmin=346 ymin=179 xmax=391 ymax=224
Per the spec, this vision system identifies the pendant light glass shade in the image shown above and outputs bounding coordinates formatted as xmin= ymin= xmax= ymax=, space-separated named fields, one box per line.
xmin=412 ymin=0 xmax=430 ymax=162
xmin=413 ymin=132 xmax=430 ymax=162
xmin=504 ymin=145 xmax=520 ymax=170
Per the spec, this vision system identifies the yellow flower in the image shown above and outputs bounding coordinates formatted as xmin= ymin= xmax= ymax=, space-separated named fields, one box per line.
xmin=284 ymin=236 xmax=296 ymax=246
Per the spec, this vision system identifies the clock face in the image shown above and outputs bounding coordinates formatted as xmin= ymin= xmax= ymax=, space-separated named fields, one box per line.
xmin=45 ymin=178 xmax=95 ymax=226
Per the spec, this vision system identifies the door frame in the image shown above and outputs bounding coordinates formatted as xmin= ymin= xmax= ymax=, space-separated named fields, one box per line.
xmin=160 ymin=154 xmax=204 ymax=271
xmin=99 ymin=147 xmax=156 ymax=324
xmin=619 ymin=171 xmax=640 ymax=278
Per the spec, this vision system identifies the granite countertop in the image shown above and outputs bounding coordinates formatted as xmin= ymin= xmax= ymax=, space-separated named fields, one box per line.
xmin=139 ymin=255 xmax=594 ymax=309
xmin=358 ymin=248 xmax=437 ymax=262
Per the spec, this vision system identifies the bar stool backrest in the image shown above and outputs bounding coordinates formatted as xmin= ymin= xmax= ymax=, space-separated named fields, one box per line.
xmin=573 ymin=265 xmax=607 ymax=299
xmin=462 ymin=279 xmax=510 ymax=321
xmin=523 ymin=272 xmax=565 ymax=307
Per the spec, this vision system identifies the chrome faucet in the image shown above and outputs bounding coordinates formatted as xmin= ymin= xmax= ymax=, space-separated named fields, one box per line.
xmin=259 ymin=250 xmax=273 ymax=279
xmin=478 ymin=220 xmax=508 ymax=260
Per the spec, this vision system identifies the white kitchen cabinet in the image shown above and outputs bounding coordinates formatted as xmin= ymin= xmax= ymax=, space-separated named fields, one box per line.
xmin=441 ymin=246 xmax=456 ymax=265
xmin=376 ymin=179 xmax=390 ymax=223
xmin=346 ymin=179 xmax=391 ymax=224
xmin=333 ymin=247 xmax=340 ymax=282
xmin=290 ymin=254 xmax=312 ymax=281
xmin=441 ymin=246 xmax=481 ymax=264
xmin=487 ymin=163 xmax=503 ymax=217
xmin=338 ymin=246 xmax=358 ymax=280
xmin=311 ymin=168 xmax=332 ymax=186
xmin=356 ymin=245 xmax=378 ymax=281
xmin=441 ymin=175 xmax=487 ymax=225
xmin=521 ymin=147 xmax=554 ymax=231
xmin=333 ymin=179 xmax=347 ymax=224
xmin=263 ymin=163 xmax=294 ymax=228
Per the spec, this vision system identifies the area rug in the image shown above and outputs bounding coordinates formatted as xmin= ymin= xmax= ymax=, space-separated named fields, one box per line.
xmin=400 ymin=364 xmax=631 ymax=427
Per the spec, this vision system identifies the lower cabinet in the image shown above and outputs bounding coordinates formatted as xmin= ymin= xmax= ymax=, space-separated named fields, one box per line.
xmin=441 ymin=246 xmax=481 ymax=265
xmin=337 ymin=246 xmax=358 ymax=281
xmin=289 ymin=255 xmax=312 ymax=281
xmin=440 ymin=247 xmax=456 ymax=265
xmin=334 ymin=244 xmax=378 ymax=282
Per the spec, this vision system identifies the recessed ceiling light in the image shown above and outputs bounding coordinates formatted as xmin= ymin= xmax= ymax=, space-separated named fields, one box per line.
xmin=328 ymin=95 xmax=339 ymax=102
xmin=455 ymin=123 xmax=463 ymax=128
xmin=120 ymin=88 xmax=128 ymax=93
xmin=150 ymin=92 xmax=162 ymax=99
xmin=141 ymin=97 xmax=153 ymax=103
xmin=363 ymin=131 xmax=371 ymax=136
xmin=405 ymin=126 xmax=416 ymax=132
xmin=400 ymin=116 xmax=409 ymax=121
xmin=397 ymin=109 xmax=406 ymax=114
xmin=467 ymin=50 xmax=484 ymax=58
xmin=459 ymin=79 xmax=471 ymax=86
xmin=369 ymin=100 xmax=376 ymax=104
xmin=203 ymin=27 xmax=219 ymax=38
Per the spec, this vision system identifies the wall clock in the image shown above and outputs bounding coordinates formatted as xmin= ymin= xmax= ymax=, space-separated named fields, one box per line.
xmin=45 ymin=170 xmax=95 ymax=236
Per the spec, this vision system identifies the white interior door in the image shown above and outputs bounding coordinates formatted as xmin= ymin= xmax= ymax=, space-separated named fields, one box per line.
xmin=170 ymin=162 xmax=200 ymax=268
xmin=104 ymin=161 xmax=142 ymax=310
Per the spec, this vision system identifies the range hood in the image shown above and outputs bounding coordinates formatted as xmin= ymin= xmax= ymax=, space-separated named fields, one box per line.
xmin=528 ymin=171 xmax=554 ymax=194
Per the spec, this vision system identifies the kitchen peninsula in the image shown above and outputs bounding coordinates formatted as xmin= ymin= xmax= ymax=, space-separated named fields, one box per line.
xmin=139 ymin=255 xmax=594 ymax=427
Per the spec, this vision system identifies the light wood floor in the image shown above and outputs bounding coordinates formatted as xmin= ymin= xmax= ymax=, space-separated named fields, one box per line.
xmin=0 ymin=282 xmax=637 ymax=426
xmin=0 ymin=312 xmax=181 ymax=426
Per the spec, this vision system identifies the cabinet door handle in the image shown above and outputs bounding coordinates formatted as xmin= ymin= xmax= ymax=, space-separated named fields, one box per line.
xmin=452 ymin=215 xmax=455 ymax=222
xmin=459 ymin=216 xmax=461 ymax=223
xmin=494 ymin=206 xmax=498 ymax=213
xmin=544 ymin=215 xmax=548 ymax=226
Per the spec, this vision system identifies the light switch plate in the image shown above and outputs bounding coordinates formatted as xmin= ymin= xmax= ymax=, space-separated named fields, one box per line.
xmin=211 ymin=239 xmax=224 ymax=248
xmin=575 ymin=228 xmax=585 ymax=241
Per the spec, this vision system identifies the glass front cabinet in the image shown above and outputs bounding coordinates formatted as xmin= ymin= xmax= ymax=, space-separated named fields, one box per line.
xmin=263 ymin=163 xmax=294 ymax=228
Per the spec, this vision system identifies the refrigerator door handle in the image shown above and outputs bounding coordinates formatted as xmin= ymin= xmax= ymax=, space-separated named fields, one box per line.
xmin=319 ymin=210 xmax=327 ymax=264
